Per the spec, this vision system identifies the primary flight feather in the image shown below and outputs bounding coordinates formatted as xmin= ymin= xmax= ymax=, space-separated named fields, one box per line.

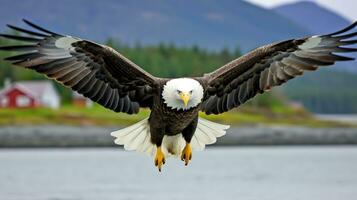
xmin=1 ymin=19 xmax=356 ymax=171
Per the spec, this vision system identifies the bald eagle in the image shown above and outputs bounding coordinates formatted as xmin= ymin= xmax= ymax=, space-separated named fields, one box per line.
xmin=1 ymin=20 xmax=357 ymax=171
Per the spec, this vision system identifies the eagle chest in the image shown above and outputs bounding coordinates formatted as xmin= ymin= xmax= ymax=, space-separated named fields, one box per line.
xmin=164 ymin=108 xmax=199 ymax=134
xmin=152 ymin=98 xmax=199 ymax=135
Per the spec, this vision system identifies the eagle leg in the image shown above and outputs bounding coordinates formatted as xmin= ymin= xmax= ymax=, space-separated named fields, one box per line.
xmin=154 ymin=146 xmax=165 ymax=172
xmin=181 ymin=143 xmax=192 ymax=166
xmin=181 ymin=118 xmax=197 ymax=166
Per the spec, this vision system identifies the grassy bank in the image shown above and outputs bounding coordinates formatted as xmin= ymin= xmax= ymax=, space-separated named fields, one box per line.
xmin=0 ymin=104 xmax=353 ymax=128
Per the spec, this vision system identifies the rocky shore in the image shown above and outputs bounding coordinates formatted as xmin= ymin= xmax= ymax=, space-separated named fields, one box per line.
xmin=1 ymin=125 xmax=357 ymax=147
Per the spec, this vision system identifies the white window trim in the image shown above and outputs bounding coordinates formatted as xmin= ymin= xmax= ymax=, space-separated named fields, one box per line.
xmin=16 ymin=95 xmax=31 ymax=107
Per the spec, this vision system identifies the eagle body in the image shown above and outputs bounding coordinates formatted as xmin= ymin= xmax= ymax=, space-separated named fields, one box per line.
xmin=149 ymin=102 xmax=199 ymax=153
xmin=149 ymin=78 xmax=202 ymax=147
xmin=150 ymin=98 xmax=199 ymax=138
xmin=1 ymin=20 xmax=357 ymax=171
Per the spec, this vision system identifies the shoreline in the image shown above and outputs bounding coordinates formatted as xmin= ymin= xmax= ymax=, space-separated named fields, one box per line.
xmin=1 ymin=125 xmax=357 ymax=147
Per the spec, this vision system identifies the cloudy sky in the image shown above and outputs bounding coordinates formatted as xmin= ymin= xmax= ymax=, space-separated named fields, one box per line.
xmin=245 ymin=0 xmax=357 ymax=21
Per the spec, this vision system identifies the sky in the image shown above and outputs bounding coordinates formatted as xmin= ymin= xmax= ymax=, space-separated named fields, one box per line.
xmin=245 ymin=0 xmax=357 ymax=21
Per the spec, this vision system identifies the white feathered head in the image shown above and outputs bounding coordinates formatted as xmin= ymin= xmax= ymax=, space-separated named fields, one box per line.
xmin=162 ymin=78 xmax=204 ymax=111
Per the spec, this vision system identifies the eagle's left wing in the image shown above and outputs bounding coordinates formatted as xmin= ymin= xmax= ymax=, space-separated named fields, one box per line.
xmin=0 ymin=20 xmax=157 ymax=114
xmin=200 ymin=22 xmax=357 ymax=115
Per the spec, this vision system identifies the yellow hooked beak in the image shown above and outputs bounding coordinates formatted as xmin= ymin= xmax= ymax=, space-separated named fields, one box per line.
xmin=180 ymin=92 xmax=191 ymax=107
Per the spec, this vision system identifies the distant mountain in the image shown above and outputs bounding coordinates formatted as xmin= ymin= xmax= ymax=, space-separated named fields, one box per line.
xmin=273 ymin=1 xmax=351 ymax=34
xmin=273 ymin=1 xmax=357 ymax=73
xmin=0 ymin=0 xmax=310 ymax=52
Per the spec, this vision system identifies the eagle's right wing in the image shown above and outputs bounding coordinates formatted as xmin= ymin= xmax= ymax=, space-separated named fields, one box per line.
xmin=0 ymin=20 xmax=157 ymax=114
xmin=200 ymin=22 xmax=357 ymax=115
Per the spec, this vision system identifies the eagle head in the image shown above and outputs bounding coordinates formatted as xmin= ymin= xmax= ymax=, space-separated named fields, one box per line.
xmin=162 ymin=78 xmax=204 ymax=111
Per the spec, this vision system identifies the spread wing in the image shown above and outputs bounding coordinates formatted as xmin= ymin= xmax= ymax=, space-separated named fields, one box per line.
xmin=201 ymin=22 xmax=357 ymax=115
xmin=0 ymin=19 xmax=157 ymax=114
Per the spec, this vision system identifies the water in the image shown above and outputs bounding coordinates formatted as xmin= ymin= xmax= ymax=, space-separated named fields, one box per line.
xmin=316 ymin=114 xmax=357 ymax=124
xmin=0 ymin=147 xmax=357 ymax=200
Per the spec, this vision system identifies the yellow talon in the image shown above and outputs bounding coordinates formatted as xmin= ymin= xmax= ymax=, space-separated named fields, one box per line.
xmin=181 ymin=143 xmax=192 ymax=166
xmin=154 ymin=146 xmax=165 ymax=172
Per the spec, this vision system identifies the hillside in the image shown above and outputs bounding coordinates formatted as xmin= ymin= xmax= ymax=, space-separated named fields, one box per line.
xmin=284 ymin=69 xmax=357 ymax=113
xmin=0 ymin=0 xmax=309 ymax=52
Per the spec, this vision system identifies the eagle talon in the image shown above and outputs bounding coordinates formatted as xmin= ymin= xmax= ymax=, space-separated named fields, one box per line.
xmin=181 ymin=143 xmax=192 ymax=166
xmin=154 ymin=146 xmax=165 ymax=172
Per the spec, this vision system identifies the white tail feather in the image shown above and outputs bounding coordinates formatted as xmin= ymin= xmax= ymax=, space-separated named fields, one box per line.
xmin=111 ymin=118 xmax=155 ymax=155
xmin=190 ymin=118 xmax=230 ymax=151
xmin=110 ymin=117 xmax=230 ymax=158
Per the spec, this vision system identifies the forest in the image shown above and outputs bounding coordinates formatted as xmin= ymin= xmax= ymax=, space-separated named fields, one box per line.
xmin=0 ymin=36 xmax=357 ymax=113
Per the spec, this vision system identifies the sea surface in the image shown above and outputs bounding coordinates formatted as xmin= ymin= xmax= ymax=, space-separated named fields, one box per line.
xmin=0 ymin=147 xmax=357 ymax=200
xmin=316 ymin=114 xmax=357 ymax=124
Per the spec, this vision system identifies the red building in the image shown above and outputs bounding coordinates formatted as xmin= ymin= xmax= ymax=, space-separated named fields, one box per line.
xmin=0 ymin=86 xmax=37 ymax=108
xmin=0 ymin=81 xmax=60 ymax=109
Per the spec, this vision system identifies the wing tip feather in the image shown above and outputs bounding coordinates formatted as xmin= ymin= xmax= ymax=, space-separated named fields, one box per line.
xmin=326 ymin=21 xmax=357 ymax=36
xmin=22 ymin=18 xmax=61 ymax=36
